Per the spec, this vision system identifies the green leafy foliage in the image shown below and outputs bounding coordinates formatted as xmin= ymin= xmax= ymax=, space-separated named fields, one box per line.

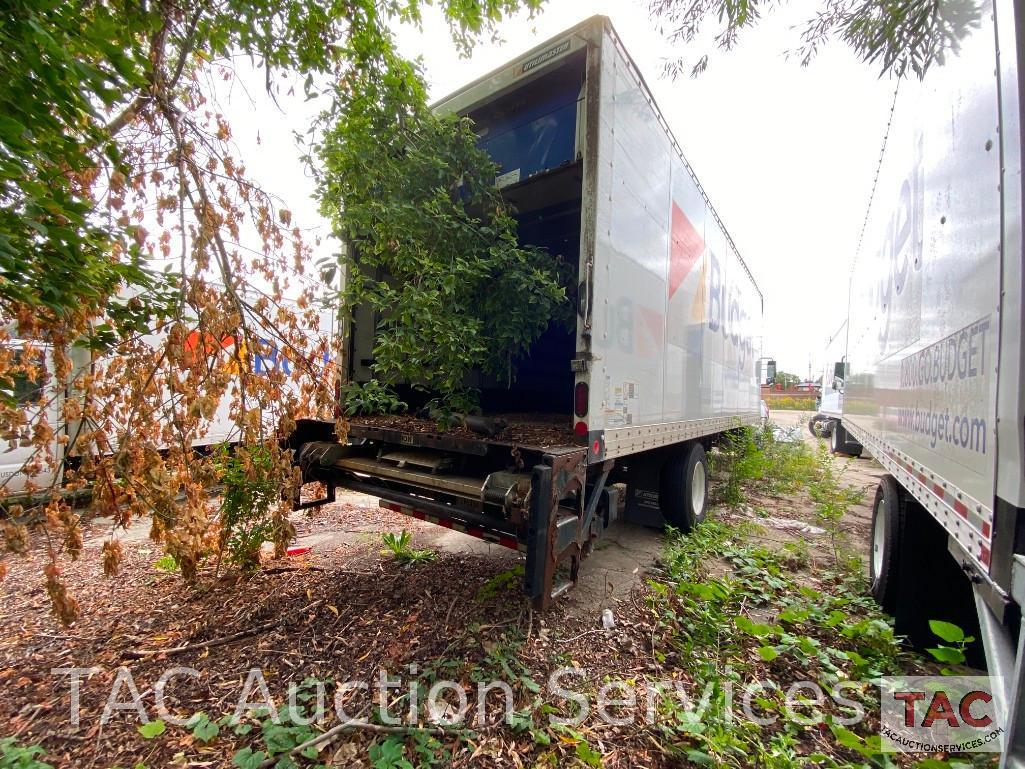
xmin=0 ymin=0 xmax=154 ymax=319
xmin=807 ymin=441 xmax=866 ymax=567
xmin=926 ymin=620 xmax=974 ymax=670
xmin=649 ymin=518 xmax=912 ymax=765
xmin=216 ymin=444 xmax=293 ymax=572
xmin=712 ymin=424 xmax=816 ymax=505
xmin=152 ymin=555 xmax=180 ymax=573
xmin=317 ymin=37 xmax=567 ymax=411
xmin=650 ymin=0 xmax=985 ymax=79
xmin=574 ymin=740 xmax=603 ymax=767
xmin=0 ymin=738 xmax=52 ymax=769
xmin=341 ymin=380 xmax=407 ymax=416
xmin=137 ymin=720 xmax=166 ymax=739
xmin=1 ymin=0 xmax=544 ymax=321
xmin=766 ymin=396 xmax=817 ymax=411
xmin=476 ymin=564 xmax=525 ymax=601
xmin=230 ymin=696 xmax=323 ymax=768
xmin=369 ymin=737 xmax=414 ymax=769
xmin=712 ymin=424 xmax=866 ymax=570
xmin=381 ymin=530 xmax=437 ymax=566
xmin=185 ymin=712 xmax=220 ymax=743
xmin=2 ymin=0 xmax=549 ymax=626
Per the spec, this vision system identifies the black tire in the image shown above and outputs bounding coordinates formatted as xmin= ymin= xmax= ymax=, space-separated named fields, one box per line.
xmin=830 ymin=422 xmax=863 ymax=458
xmin=868 ymin=476 xmax=984 ymax=665
xmin=659 ymin=443 xmax=709 ymax=533
xmin=870 ymin=476 xmax=903 ymax=613
xmin=808 ymin=418 xmax=819 ymax=439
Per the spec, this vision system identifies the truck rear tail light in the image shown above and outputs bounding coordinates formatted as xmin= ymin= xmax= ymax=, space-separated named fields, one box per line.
xmin=574 ymin=382 xmax=588 ymax=417
xmin=574 ymin=420 xmax=588 ymax=438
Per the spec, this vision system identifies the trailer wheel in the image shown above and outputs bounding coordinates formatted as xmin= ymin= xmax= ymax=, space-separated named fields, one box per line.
xmin=868 ymin=476 xmax=983 ymax=664
xmin=659 ymin=443 xmax=709 ymax=533
xmin=830 ymin=422 xmax=863 ymax=458
xmin=870 ymin=476 xmax=902 ymax=613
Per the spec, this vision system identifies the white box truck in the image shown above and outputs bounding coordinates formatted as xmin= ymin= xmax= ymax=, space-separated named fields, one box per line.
xmin=289 ymin=15 xmax=763 ymax=608
xmin=1 ymin=303 xmax=335 ymax=500
xmin=836 ymin=0 xmax=1025 ymax=758
xmin=807 ymin=320 xmax=863 ymax=455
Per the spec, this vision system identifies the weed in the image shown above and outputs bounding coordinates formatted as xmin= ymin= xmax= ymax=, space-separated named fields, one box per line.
xmin=712 ymin=427 xmax=763 ymax=505
xmin=476 ymin=565 xmax=524 ymax=601
xmin=807 ymin=442 xmax=866 ymax=569
xmin=926 ymin=620 xmax=975 ymax=671
xmin=153 ymin=554 xmax=179 ymax=573
xmin=185 ymin=712 xmax=220 ymax=743
xmin=369 ymin=736 xmax=413 ymax=769
xmin=0 ymin=738 xmax=52 ymax=769
xmin=780 ymin=539 xmax=811 ymax=569
xmin=765 ymin=396 xmax=817 ymax=411
xmin=137 ymin=720 xmax=166 ymax=739
xmin=341 ymin=381 xmax=407 ymax=417
xmin=215 ymin=444 xmax=292 ymax=573
xmin=647 ymin=519 xmax=912 ymax=766
xmin=381 ymin=530 xmax=436 ymax=566
xmin=410 ymin=732 xmax=451 ymax=767
xmin=229 ymin=700 xmax=321 ymax=768
xmin=711 ymin=425 xmax=815 ymax=506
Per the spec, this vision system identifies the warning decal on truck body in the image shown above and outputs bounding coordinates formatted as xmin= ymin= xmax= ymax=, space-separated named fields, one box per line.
xmin=604 ymin=378 xmax=638 ymax=427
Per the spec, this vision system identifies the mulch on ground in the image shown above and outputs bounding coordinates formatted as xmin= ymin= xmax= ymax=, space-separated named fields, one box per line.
xmin=0 ymin=498 xmax=662 ymax=769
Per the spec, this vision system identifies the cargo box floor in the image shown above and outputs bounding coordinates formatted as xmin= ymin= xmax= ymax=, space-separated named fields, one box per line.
xmin=348 ymin=413 xmax=575 ymax=449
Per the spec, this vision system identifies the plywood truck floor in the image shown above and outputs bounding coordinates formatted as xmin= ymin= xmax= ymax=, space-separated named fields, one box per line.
xmin=349 ymin=412 xmax=575 ymax=449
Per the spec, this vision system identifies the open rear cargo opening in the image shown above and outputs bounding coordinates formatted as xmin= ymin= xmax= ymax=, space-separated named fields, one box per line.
xmin=348 ymin=52 xmax=587 ymax=422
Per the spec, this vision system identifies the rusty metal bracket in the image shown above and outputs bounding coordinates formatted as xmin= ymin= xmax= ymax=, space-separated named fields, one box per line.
xmin=523 ymin=448 xmax=587 ymax=610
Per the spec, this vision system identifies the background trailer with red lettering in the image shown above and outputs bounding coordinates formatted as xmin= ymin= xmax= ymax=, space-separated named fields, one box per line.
xmin=289 ymin=16 xmax=763 ymax=609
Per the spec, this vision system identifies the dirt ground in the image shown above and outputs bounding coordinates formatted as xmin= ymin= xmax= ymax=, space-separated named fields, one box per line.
xmin=0 ymin=413 xmax=890 ymax=768
xmin=753 ymin=410 xmax=884 ymax=569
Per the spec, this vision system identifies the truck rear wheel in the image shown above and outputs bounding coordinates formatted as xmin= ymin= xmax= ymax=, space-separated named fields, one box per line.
xmin=868 ymin=475 xmax=983 ymax=664
xmin=659 ymin=442 xmax=709 ymax=533
xmin=870 ymin=476 xmax=902 ymax=613
xmin=829 ymin=422 xmax=862 ymax=458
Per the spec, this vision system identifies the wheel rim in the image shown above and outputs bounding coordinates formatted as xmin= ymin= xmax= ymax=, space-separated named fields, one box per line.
xmin=872 ymin=496 xmax=886 ymax=579
xmin=691 ymin=460 xmax=707 ymax=516
xmin=831 ymin=427 xmax=839 ymax=452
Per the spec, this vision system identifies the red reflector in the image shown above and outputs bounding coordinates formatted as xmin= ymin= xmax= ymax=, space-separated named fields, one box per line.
xmin=592 ymin=439 xmax=601 ymax=455
xmin=574 ymin=381 xmax=589 ymax=417
xmin=574 ymin=420 xmax=588 ymax=437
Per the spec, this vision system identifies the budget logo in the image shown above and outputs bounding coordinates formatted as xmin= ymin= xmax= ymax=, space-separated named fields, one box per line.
xmin=878 ymin=676 xmax=1004 ymax=753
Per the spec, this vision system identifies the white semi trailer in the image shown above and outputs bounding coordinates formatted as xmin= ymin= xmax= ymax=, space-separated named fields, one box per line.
xmin=837 ymin=0 xmax=1025 ymax=759
xmin=808 ymin=320 xmax=863 ymax=456
xmin=1 ymin=304 xmax=335 ymax=499
xmin=290 ymin=16 xmax=763 ymax=608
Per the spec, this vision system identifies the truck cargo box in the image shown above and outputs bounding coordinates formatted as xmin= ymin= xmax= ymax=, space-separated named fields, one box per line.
xmin=835 ymin=1 xmax=1025 ymax=758
xmin=293 ymin=16 xmax=762 ymax=607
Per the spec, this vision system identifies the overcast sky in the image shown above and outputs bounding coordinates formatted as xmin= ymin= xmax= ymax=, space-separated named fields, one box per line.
xmin=229 ymin=0 xmax=897 ymax=379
